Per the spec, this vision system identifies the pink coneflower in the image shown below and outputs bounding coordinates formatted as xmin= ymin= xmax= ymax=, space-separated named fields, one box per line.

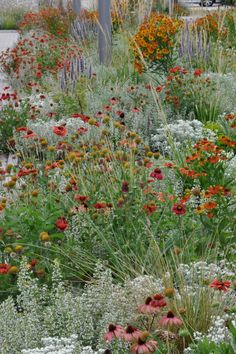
xmin=122 ymin=325 xmax=142 ymax=341
xmin=138 ymin=296 xmax=159 ymax=314
xmin=131 ymin=331 xmax=158 ymax=354
xmin=96 ymin=111 xmax=104 ymax=118
xmin=110 ymin=97 xmax=119 ymax=105
xmin=103 ymin=105 xmax=112 ymax=111
xmin=209 ymin=279 xmax=231 ymax=292
xmin=104 ymin=324 xmax=124 ymax=341
xmin=132 ymin=107 xmax=141 ymax=113
xmin=150 ymin=168 xmax=164 ymax=180
xmin=172 ymin=202 xmax=186 ymax=215
xmin=159 ymin=311 xmax=182 ymax=328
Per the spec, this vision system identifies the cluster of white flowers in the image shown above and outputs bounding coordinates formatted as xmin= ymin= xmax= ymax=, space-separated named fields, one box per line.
xmin=184 ymin=313 xmax=236 ymax=353
xmin=151 ymin=119 xmax=213 ymax=155
xmin=21 ymin=335 xmax=78 ymax=354
xmin=0 ymin=259 xmax=163 ymax=354
xmin=178 ymin=260 xmax=235 ymax=284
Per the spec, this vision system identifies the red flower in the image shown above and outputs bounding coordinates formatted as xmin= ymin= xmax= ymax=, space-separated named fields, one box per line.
xmin=150 ymin=168 xmax=163 ymax=180
xmin=143 ymin=203 xmax=157 ymax=215
xmin=159 ymin=311 xmax=182 ymax=327
xmin=0 ymin=263 xmax=10 ymax=274
xmin=56 ymin=217 xmax=68 ymax=231
xmin=15 ymin=127 xmax=28 ymax=132
xmin=104 ymin=324 xmax=124 ymax=341
xmin=23 ymin=130 xmax=37 ymax=139
xmin=209 ymin=279 xmax=231 ymax=292
xmin=93 ymin=202 xmax=107 ymax=209
xmin=74 ymin=195 xmax=89 ymax=203
xmin=53 ymin=125 xmax=68 ymax=137
xmin=156 ymin=86 xmax=163 ymax=93
xmin=122 ymin=181 xmax=129 ymax=193
xmin=194 ymin=68 xmax=203 ymax=77
xmin=172 ymin=202 xmax=186 ymax=215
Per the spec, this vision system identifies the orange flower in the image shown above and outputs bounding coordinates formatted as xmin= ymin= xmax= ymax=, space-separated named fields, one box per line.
xmin=202 ymin=201 xmax=217 ymax=210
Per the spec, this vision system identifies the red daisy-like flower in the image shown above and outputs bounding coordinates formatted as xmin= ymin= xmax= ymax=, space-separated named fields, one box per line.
xmin=56 ymin=217 xmax=68 ymax=231
xmin=53 ymin=125 xmax=68 ymax=137
xmin=172 ymin=202 xmax=186 ymax=215
xmin=209 ymin=279 xmax=231 ymax=292
xmin=150 ymin=168 xmax=163 ymax=180
xmin=194 ymin=68 xmax=203 ymax=77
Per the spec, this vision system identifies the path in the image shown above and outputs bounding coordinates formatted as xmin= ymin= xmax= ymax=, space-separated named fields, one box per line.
xmin=0 ymin=30 xmax=19 ymax=169
xmin=0 ymin=30 xmax=19 ymax=91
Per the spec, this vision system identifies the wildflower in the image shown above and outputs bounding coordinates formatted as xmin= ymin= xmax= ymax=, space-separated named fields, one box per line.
xmin=104 ymin=324 xmax=124 ymax=341
xmin=56 ymin=217 xmax=68 ymax=231
xmin=209 ymin=279 xmax=231 ymax=292
xmin=151 ymin=294 xmax=167 ymax=307
xmin=40 ymin=232 xmax=50 ymax=242
xmin=74 ymin=195 xmax=89 ymax=203
xmin=164 ymin=288 xmax=175 ymax=297
xmin=53 ymin=125 xmax=68 ymax=137
xmin=8 ymin=266 xmax=19 ymax=275
xmin=131 ymin=331 xmax=158 ymax=354
xmin=143 ymin=202 xmax=157 ymax=215
xmin=172 ymin=203 xmax=186 ymax=215
xmin=150 ymin=168 xmax=163 ymax=180
xmin=202 ymin=201 xmax=217 ymax=210
xmin=0 ymin=264 xmax=10 ymax=274
xmin=194 ymin=68 xmax=203 ymax=77
xmin=23 ymin=129 xmax=38 ymax=139
xmin=139 ymin=296 xmax=160 ymax=313
xmin=159 ymin=311 xmax=182 ymax=327
xmin=122 ymin=325 xmax=142 ymax=341
xmin=122 ymin=181 xmax=129 ymax=193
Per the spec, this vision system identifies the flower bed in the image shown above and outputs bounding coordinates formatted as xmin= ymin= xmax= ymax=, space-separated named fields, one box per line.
xmin=0 ymin=4 xmax=236 ymax=354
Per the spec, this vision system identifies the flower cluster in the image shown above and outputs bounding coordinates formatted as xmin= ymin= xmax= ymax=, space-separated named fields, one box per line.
xmin=132 ymin=13 xmax=182 ymax=74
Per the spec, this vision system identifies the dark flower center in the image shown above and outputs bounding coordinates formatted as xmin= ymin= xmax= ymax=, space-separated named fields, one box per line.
xmin=167 ymin=311 xmax=175 ymax=318
xmin=145 ymin=296 xmax=152 ymax=305
xmin=126 ymin=325 xmax=135 ymax=334
xmin=108 ymin=324 xmax=116 ymax=332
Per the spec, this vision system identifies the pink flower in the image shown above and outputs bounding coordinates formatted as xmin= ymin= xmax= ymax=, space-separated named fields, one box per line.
xmin=104 ymin=324 xmax=124 ymax=341
xmin=159 ymin=311 xmax=182 ymax=327
xmin=131 ymin=332 xmax=158 ymax=354
xmin=172 ymin=202 xmax=186 ymax=215
xmin=209 ymin=279 xmax=231 ymax=292
xmin=138 ymin=296 xmax=159 ymax=314
xmin=132 ymin=107 xmax=141 ymax=113
xmin=150 ymin=168 xmax=163 ymax=180
xmin=122 ymin=325 xmax=142 ymax=341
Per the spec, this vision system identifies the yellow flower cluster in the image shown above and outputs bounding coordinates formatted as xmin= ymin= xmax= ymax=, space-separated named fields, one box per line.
xmin=132 ymin=13 xmax=182 ymax=73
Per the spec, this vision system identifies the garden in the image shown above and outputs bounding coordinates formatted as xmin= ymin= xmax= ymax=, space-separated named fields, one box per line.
xmin=0 ymin=0 xmax=236 ymax=353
